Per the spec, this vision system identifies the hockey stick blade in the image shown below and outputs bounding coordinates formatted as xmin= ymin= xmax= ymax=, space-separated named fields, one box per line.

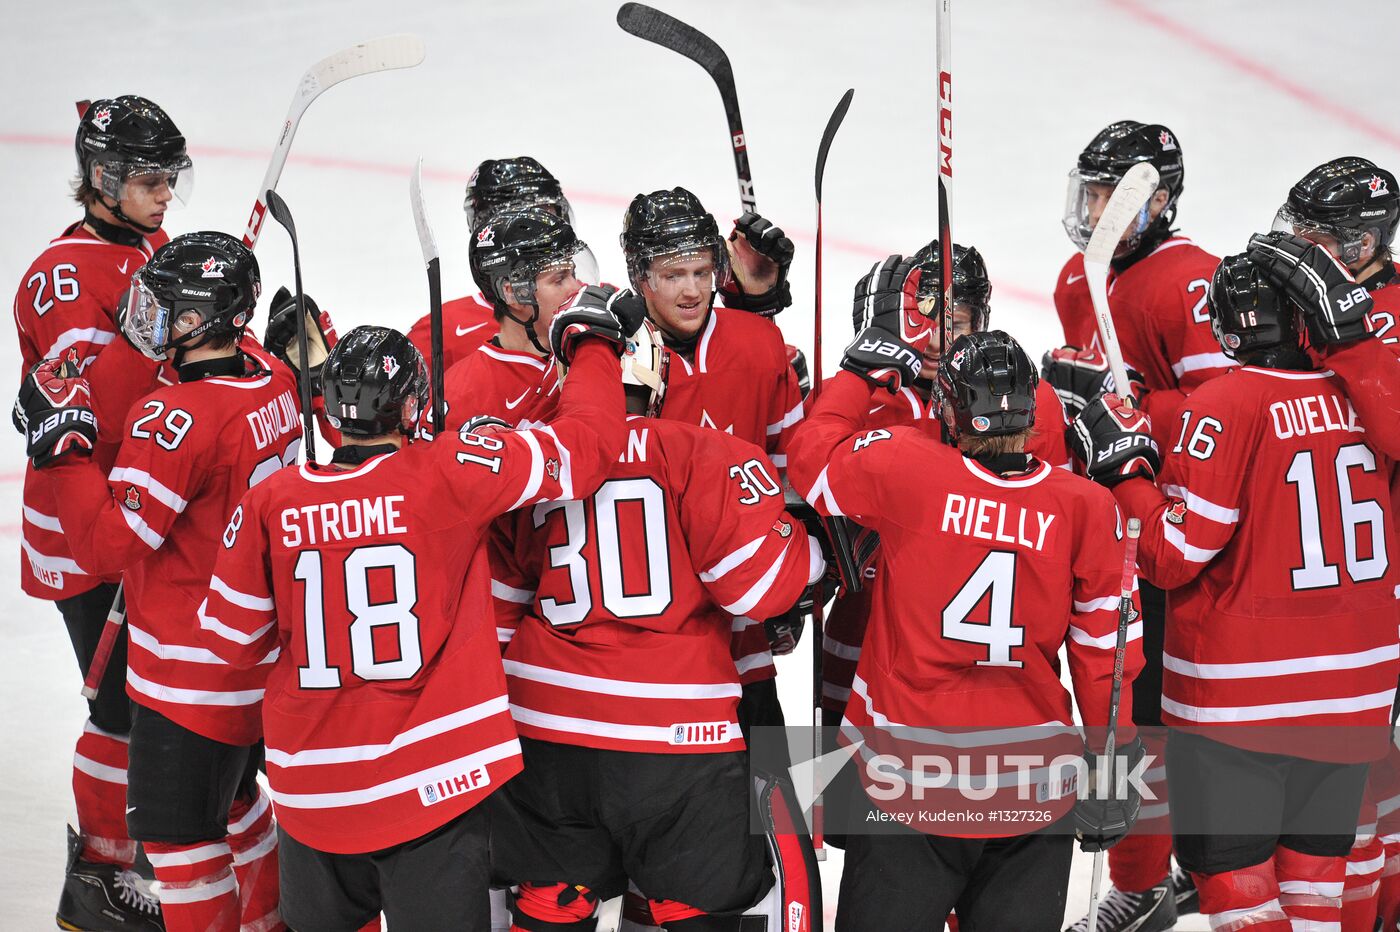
xmin=1082 ymin=162 xmax=1159 ymax=400
xmin=264 ymin=189 xmax=319 ymax=464
xmin=409 ymin=158 xmax=440 ymax=268
xmin=410 ymin=159 xmax=446 ymax=433
xmin=814 ymin=88 xmax=854 ymax=201
xmin=243 ymin=34 xmax=426 ymax=249
xmin=617 ymin=3 xmax=755 ymax=212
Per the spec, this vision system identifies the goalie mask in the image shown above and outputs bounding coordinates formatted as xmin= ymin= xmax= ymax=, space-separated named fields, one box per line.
xmin=321 ymin=326 xmax=429 ymax=437
xmin=937 ymin=330 xmax=1038 ymax=443
xmin=124 ymin=232 xmax=259 ymax=361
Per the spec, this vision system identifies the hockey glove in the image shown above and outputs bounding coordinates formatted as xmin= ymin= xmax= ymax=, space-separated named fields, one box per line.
xmin=20 ymin=356 xmax=97 ymax=468
xmin=851 ymin=255 xmax=930 ymax=356
xmin=263 ymin=286 xmax=338 ymax=396
xmin=550 ymin=285 xmax=631 ymax=365
xmin=1041 ymin=346 xmax=1146 ymax=419
xmin=841 ymin=326 xmax=923 ymax=394
xmin=786 ymin=344 xmax=811 ymax=398
xmin=1074 ymin=737 xmax=1145 ymax=852
xmin=461 ymin=414 xmax=512 ymax=437
xmin=721 ymin=212 xmax=795 ymax=316
xmin=1069 ymin=393 xmax=1160 ymax=487
xmin=1247 ymin=231 xmax=1375 ymax=346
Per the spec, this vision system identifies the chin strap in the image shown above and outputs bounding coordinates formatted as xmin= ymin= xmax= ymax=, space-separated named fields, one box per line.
xmin=502 ymin=305 xmax=550 ymax=356
xmin=1111 ymin=215 xmax=1176 ymax=274
xmin=93 ymin=194 xmax=161 ymax=238
xmin=82 ymin=207 xmax=147 ymax=247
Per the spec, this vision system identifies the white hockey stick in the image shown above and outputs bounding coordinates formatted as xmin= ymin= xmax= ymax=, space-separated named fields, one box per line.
xmin=409 ymin=158 xmax=446 ymax=434
xmin=1082 ymin=162 xmax=1159 ymax=404
xmin=242 ymin=34 xmax=427 ymax=249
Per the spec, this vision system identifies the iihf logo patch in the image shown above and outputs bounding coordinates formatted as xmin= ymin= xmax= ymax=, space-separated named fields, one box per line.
xmin=124 ymin=486 xmax=142 ymax=511
xmin=91 ymin=108 xmax=113 ymax=131
xmin=201 ymin=256 xmax=226 ymax=279
xmin=476 ymin=225 xmax=496 ymax=247
xmin=382 ymin=355 xmax=400 ymax=379
xmin=772 ymin=518 xmax=793 ymax=538
xmin=423 ymin=784 xmax=438 ymax=803
xmin=1158 ymin=130 xmax=1177 ymax=151
xmin=1371 ymin=175 xmax=1390 ymax=198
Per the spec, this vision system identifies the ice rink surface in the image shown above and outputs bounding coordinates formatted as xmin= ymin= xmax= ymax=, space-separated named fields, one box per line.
xmin=3 ymin=0 xmax=1398 ymax=927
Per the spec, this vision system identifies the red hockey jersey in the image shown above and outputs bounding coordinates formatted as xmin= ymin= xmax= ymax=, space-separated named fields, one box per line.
xmin=440 ymin=339 xmax=551 ymax=430
xmin=13 ymin=223 xmax=169 ymax=599
xmin=195 ymin=341 xmax=625 ymax=854
xmin=1114 ymin=366 xmax=1400 ymax=761
xmin=790 ymin=372 xmax=1143 ymax=831
xmin=46 ymin=346 xmax=302 ymax=744
xmin=1055 ymin=237 xmax=1232 ymax=448
xmin=492 ymin=417 xmax=823 ymax=756
xmin=407 ymin=291 xmax=498 ymax=374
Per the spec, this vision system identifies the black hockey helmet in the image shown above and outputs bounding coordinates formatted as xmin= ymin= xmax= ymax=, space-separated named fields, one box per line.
xmin=76 ymin=96 xmax=192 ymax=226
xmin=1274 ymin=157 xmax=1400 ymax=267
xmin=322 ymin=326 xmax=429 ymax=437
xmin=470 ymin=208 xmax=598 ymax=315
xmin=936 ymin=330 xmax=1038 ymax=442
xmin=620 ymin=187 xmax=729 ymax=293
xmin=1207 ymin=252 xmax=1305 ymax=363
xmin=911 ymin=239 xmax=992 ymax=329
xmin=124 ymin=232 xmax=259 ymax=361
xmin=1064 ymin=120 xmax=1184 ymax=249
xmin=463 ymin=156 xmax=572 ymax=230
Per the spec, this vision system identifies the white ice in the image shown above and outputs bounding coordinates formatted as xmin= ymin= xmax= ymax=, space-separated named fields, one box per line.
xmin=4 ymin=1 xmax=1396 ymax=927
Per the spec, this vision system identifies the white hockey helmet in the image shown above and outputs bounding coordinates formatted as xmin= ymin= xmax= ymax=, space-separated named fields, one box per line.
xmin=622 ymin=318 xmax=669 ymax=417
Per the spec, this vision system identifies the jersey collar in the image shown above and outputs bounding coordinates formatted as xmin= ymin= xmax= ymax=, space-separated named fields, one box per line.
xmin=960 ymin=453 xmax=1052 ymax=488
xmin=1360 ymin=261 xmax=1399 ymax=292
xmin=177 ymin=351 xmax=251 ymax=383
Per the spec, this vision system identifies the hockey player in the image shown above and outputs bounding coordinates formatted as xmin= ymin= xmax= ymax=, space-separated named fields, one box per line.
xmin=21 ymin=232 xmax=297 ymax=932
xmin=195 ymin=300 xmax=628 ymax=931
xmin=1072 ymin=245 xmax=1400 ymax=931
xmin=788 ymin=323 xmax=1143 ymax=932
xmin=12 ymin=93 xmax=190 ymax=929
xmin=406 ymin=157 xmax=573 ymax=369
xmin=1052 ymin=120 xmax=1228 ymax=931
xmin=439 ymin=207 xmax=601 ymax=428
xmin=619 ymin=187 xmax=803 ymax=729
xmin=488 ymin=307 xmax=823 ymax=930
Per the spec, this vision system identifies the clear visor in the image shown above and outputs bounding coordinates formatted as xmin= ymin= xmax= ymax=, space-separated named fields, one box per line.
xmin=123 ymin=277 xmax=176 ymax=360
xmin=499 ymin=243 xmax=600 ymax=311
xmin=464 ymin=192 xmax=575 ymax=232
xmin=96 ymin=155 xmax=195 ymax=208
xmin=1272 ymin=204 xmax=1368 ymax=265
xmin=643 ymin=248 xmax=725 ymax=296
xmin=1062 ymin=170 xmax=1151 ymax=252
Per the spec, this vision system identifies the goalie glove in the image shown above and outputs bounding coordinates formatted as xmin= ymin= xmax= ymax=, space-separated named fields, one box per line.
xmin=841 ymin=326 xmax=923 ymax=394
xmin=1041 ymin=346 xmax=1146 ymax=419
xmin=263 ymin=286 xmax=338 ymax=396
xmin=1069 ymin=393 xmax=1159 ymax=487
xmin=1246 ymin=231 xmax=1375 ymax=346
xmin=550 ymin=285 xmax=633 ymax=365
xmin=20 ymin=355 xmax=97 ymax=468
xmin=851 ymin=255 xmax=930 ymax=354
xmin=1073 ymin=737 xmax=1144 ymax=852
xmin=721 ymin=212 xmax=795 ymax=316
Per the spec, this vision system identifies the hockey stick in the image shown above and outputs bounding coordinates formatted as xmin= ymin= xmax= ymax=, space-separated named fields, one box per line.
xmin=409 ymin=158 xmax=446 ymax=435
xmin=80 ymin=584 xmax=125 ymax=701
xmin=241 ymin=35 xmax=426 ymax=249
xmin=616 ymin=3 xmax=756 ymax=213
xmin=264 ymin=189 xmax=319 ymax=465
xmin=1082 ymin=162 xmax=1160 ymax=406
xmin=1087 ymin=516 xmax=1142 ymax=932
xmin=935 ymin=0 xmax=955 ymax=375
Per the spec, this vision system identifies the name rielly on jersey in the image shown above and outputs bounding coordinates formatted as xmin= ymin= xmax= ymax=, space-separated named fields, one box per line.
xmin=941 ymin=492 xmax=1057 ymax=552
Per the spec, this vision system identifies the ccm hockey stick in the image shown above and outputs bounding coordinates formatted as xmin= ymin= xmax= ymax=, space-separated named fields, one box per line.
xmin=934 ymin=0 xmax=955 ymax=374
xmin=1082 ymin=162 xmax=1159 ymax=405
xmin=1087 ymin=517 xmax=1142 ymax=932
xmin=242 ymin=35 xmax=426 ymax=249
xmin=616 ymin=3 xmax=756 ymax=213
xmin=264 ymin=189 xmax=319 ymax=466
xmin=409 ymin=158 xmax=447 ymax=435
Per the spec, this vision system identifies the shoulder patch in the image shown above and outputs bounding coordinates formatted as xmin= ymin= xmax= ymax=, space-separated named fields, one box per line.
xmin=1165 ymin=499 xmax=1187 ymax=525
xmin=124 ymin=486 xmax=142 ymax=511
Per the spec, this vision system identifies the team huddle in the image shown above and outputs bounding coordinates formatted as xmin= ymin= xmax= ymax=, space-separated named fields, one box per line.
xmin=14 ymin=91 xmax=1400 ymax=932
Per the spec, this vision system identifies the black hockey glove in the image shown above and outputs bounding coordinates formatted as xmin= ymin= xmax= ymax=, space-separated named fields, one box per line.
xmin=20 ymin=355 xmax=97 ymax=469
xmin=1074 ymin=737 xmax=1145 ymax=852
xmin=263 ymin=286 xmax=339 ymax=396
xmin=461 ymin=414 xmax=512 ymax=436
xmin=720 ymin=212 xmax=794 ymax=316
xmin=787 ymin=344 xmax=811 ymax=398
xmin=1069 ymin=393 xmax=1159 ymax=487
xmin=1247 ymin=231 xmax=1375 ymax=346
xmin=1041 ymin=346 xmax=1146 ymax=419
xmin=851 ymin=255 xmax=930 ymax=350
xmin=550 ymin=285 xmax=631 ymax=365
xmin=841 ymin=326 xmax=923 ymax=394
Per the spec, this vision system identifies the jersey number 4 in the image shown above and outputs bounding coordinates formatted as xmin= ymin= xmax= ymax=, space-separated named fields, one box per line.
xmin=942 ymin=551 xmax=1024 ymax=668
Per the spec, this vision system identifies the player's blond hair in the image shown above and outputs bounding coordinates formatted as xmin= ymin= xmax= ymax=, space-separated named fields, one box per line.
xmin=959 ymin=426 xmax=1035 ymax=458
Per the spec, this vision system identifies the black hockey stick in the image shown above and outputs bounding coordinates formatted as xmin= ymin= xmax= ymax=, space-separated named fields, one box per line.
xmin=617 ymin=3 xmax=756 ymax=213
xmin=935 ymin=0 xmax=955 ymax=443
xmin=409 ymin=159 xmax=446 ymax=435
xmin=265 ymin=189 xmax=319 ymax=465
